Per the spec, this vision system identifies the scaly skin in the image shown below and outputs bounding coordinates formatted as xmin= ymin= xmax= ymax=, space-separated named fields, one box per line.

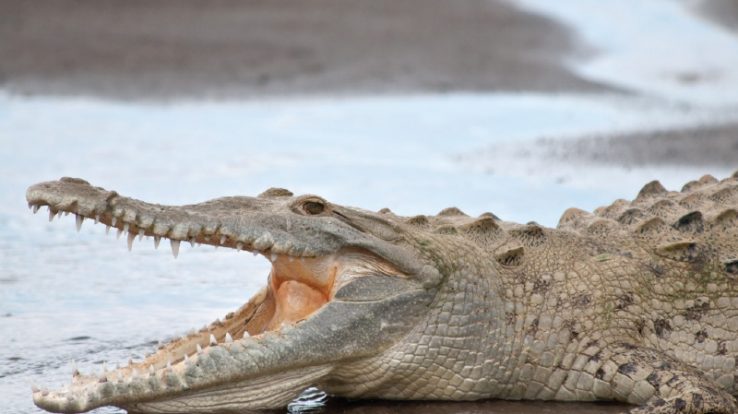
xmin=26 ymin=172 xmax=738 ymax=413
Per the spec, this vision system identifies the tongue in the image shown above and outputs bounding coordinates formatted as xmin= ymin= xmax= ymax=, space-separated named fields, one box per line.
xmin=267 ymin=280 xmax=326 ymax=330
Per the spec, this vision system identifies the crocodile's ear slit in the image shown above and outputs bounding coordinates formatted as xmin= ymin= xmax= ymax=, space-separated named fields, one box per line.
xmin=673 ymin=211 xmax=704 ymax=232
xmin=637 ymin=180 xmax=667 ymax=199
xmin=495 ymin=245 xmax=524 ymax=266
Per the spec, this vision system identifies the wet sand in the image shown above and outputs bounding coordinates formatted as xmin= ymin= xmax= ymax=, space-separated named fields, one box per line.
xmin=0 ymin=0 xmax=611 ymax=100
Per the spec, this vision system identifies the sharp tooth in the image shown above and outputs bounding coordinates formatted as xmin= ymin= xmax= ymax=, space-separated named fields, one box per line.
xmin=94 ymin=214 xmax=100 ymax=224
xmin=48 ymin=209 xmax=56 ymax=222
xmin=225 ymin=332 xmax=233 ymax=343
xmin=242 ymin=331 xmax=250 ymax=338
xmin=123 ymin=223 xmax=129 ymax=232
xmin=75 ymin=214 xmax=84 ymax=232
xmin=117 ymin=228 xmax=124 ymax=239
xmin=64 ymin=211 xmax=70 ymax=216
xmin=219 ymin=235 xmax=226 ymax=245
xmin=236 ymin=242 xmax=243 ymax=251
xmin=127 ymin=232 xmax=135 ymax=251
xmin=32 ymin=205 xmax=40 ymax=214
xmin=154 ymin=236 xmax=161 ymax=249
xmin=138 ymin=229 xmax=145 ymax=241
xmin=105 ymin=225 xmax=111 ymax=235
xmin=189 ymin=238 xmax=195 ymax=247
xmin=111 ymin=217 xmax=117 ymax=227
xmin=170 ymin=240 xmax=180 ymax=258
xmin=252 ymin=251 xmax=258 ymax=256
xmin=270 ymin=252 xmax=277 ymax=262
xmin=196 ymin=344 xmax=203 ymax=354
xmin=209 ymin=334 xmax=217 ymax=346
xmin=28 ymin=202 xmax=32 ymax=210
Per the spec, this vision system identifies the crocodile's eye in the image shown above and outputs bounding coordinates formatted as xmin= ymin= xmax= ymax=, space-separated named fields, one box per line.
xmin=291 ymin=196 xmax=330 ymax=216
xmin=302 ymin=200 xmax=325 ymax=215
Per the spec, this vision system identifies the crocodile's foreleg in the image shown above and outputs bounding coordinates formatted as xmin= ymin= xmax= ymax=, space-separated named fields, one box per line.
xmin=593 ymin=343 xmax=736 ymax=413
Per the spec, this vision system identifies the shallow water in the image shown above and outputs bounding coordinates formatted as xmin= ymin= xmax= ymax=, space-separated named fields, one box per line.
xmin=0 ymin=91 xmax=734 ymax=414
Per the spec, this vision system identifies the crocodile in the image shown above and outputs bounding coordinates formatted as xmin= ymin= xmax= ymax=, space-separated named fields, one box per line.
xmin=26 ymin=172 xmax=738 ymax=414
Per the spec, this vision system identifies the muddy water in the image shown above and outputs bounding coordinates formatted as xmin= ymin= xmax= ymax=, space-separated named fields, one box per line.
xmin=0 ymin=93 xmax=733 ymax=414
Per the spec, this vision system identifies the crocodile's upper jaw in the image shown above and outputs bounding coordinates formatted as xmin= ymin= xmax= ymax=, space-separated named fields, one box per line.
xmin=26 ymin=178 xmax=433 ymax=413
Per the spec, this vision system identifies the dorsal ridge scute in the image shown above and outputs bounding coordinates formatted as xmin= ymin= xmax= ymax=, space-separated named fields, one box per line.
xmin=637 ymin=180 xmax=667 ymax=199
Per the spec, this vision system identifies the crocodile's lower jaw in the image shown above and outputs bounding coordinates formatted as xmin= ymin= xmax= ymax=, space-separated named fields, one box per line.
xmin=30 ymin=205 xmax=341 ymax=413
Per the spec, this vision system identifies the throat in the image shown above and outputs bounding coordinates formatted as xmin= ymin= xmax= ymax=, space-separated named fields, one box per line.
xmin=268 ymin=279 xmax=327 ymax=330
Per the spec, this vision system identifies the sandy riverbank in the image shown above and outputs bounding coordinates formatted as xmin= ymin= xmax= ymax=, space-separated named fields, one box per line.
xmin=0 ymin=0 xmax=611 ymax=100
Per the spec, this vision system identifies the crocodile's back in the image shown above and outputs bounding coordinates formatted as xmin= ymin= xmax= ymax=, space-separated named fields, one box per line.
xmin=558 ymin=172 xmax=737 ymax=263
xmin=558 ymin=172 xmax=738 ymax=393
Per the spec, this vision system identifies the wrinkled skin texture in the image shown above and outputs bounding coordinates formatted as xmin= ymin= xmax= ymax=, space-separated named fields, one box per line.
xmin=26 ymin=172 xmax=738 ymax=413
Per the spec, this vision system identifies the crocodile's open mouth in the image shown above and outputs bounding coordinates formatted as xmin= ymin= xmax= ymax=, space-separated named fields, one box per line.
xmin=27 ymin=201 xmax=384 ymax=411
xmin=27 ymin=178 xmax=425 ymax=414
